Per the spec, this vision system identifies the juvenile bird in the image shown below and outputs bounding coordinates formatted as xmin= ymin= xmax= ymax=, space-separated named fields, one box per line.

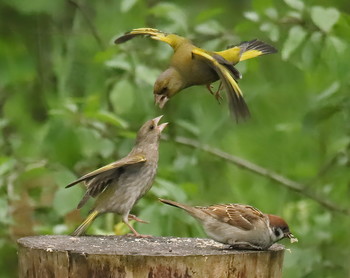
xmin=66 ymin=116 xmax=168 ymax=236
xmin=115 ymin=28 xmax=277 ymax=121
xmin=159 ymin=199 xmax=297 ymax=250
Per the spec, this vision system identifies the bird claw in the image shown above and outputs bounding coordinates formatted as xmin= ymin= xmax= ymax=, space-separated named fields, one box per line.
xmin=214 ymin=91 xmax=223 ymax=103
xmin=126 ymin=233 xmax=152 ymax=238
xmin=128 ymin=214 xmax=149 ymax=224
xmin=228 ymin=242 xmax=264 ymax=250
xmin=206 ymin=83 xmax=223 ymax=104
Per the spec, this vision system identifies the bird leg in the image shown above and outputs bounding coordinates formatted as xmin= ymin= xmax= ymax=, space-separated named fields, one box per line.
xmin=206 ymin=83 xmax=223 ymax=103
xmin=128 ymin=214 xmax=149 ymax=224
xmin=123 ymin=216 xmax=152 ymax=238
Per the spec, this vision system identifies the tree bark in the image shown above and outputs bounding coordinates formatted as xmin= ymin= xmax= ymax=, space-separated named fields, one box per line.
xmin=18 ymin=235 xmax=285 ymax=278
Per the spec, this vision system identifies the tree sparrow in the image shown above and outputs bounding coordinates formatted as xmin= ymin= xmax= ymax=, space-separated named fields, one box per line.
xmin=159 ymin=199 xmax=297 ymax=250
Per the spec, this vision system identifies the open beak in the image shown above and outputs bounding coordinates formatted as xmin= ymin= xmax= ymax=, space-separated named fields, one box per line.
xmin=286 ymin=233 xmax=298 ymax=243
xmin=154 ymin=94 xmax=169 ymax=109
xmin=152 ymin=115 xmax=168 ymax=133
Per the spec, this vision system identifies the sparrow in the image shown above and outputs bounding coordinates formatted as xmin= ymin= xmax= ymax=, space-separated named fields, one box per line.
xmin=66 ymin=116 xmax=168 ymax=236
xmin=159 ymin=199 xmax=297 ymax=250
xmin=115 ymin=28 xmax=277 ymax=121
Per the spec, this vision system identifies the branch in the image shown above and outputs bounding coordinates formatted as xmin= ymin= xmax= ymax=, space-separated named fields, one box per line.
xmin=162 ymin=135 xmax=350 ymax=216
xmin=68 ymin=0 xmax=105 ymax=50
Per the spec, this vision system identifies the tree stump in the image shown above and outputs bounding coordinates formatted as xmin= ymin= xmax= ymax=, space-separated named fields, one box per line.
xmin=18 ymin=235 xmax=285 ymax=278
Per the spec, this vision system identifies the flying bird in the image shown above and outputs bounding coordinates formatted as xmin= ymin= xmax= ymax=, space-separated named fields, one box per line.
xmin=115 ymin=28 xmax=277 ymax=121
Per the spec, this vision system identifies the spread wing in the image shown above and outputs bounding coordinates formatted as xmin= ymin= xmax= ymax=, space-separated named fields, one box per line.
xmin=217 ymin=39 xmax=277 ymax=64
xmin=192 ymin=48 xmax=250 ymax=121
xmin=66 ymin=154 xmax=146 ymax=209
xmin=114 ymin=27 xmax=186 ymax=50
xmin=66 ymin=154 xmax=147 ymax=188
xmin=200 ymin=204 xmax=265 ymax=231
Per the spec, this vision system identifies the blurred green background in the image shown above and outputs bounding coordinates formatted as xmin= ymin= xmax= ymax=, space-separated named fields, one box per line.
xmin=1 ymin=0 xmax=350 ymax=277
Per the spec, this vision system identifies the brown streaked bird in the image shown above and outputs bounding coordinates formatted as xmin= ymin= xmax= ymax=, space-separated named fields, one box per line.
xmin=115 ymin=28 xmax=277 ymax=121
xmin=159 ymin=199 xmax=297 ymax=250
xmin=66 ymin=116 xmax=168 ymax=237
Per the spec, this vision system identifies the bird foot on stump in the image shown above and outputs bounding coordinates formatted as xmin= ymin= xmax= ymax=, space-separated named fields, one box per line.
xmin=124 ymin=220 xmax=152 ymax=238
xmin=125 ymin=233 xmax=153 ymax=238
xmin=128 ymin=214 xmax=149 ymax=224
xmin=227 ymin=242 xmax=264 ymax=251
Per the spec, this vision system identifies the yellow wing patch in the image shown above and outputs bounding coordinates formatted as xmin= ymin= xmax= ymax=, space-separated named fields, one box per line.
xmin=192 ymin=48 xmax=249 ymax=120
xmin=240 ymin=49 xmax=265 ymax=61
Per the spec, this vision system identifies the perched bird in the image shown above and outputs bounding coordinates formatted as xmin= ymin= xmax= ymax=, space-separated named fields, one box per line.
xmin=115 ymin=28 xmax=277 ymax=121
xmin=66 ymin=116 xmax=168 ymax=236
xmin=159 ymin=199 xmax=297 ymax=250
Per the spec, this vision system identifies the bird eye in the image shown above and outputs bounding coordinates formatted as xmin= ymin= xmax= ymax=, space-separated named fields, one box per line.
xmin=149 ymin=124 xmax=155 ymax=130
xmin=274 ymin=229 xmax=281 ymax=237
xmin=160 ymin=87 xmax=168 ymax=95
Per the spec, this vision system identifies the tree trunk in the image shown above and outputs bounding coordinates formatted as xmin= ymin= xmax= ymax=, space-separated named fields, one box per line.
xmin=18 ymin=235 xmax=285 ymax=278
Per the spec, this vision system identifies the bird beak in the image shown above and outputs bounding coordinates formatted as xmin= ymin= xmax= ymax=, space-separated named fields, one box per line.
xmin=286 ymin=232 xmax=298 ymax=243
xmin=152 ymin=115 xmax=168 ymax=132
xmin=154 ymin=94 xmax=169 ymax=109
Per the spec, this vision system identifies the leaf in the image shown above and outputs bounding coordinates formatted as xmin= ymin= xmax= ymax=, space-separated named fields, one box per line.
xmin=195 ymin=21 xmax=225 ymax=36
xmin=264 ymin=8 xmax=278 ymax=20
xmin=53 ymin=169 xmax=83 ymax=217
xmin=328 ymin=36 xmax=347 ymax=54
xmin=149 ymin=3 xmax=188 ymax=32
xmin=244 ymin=11 xmax=260 ymax=22
xmin=53 ymin=186 xmax=83 ymax=217
xmin=282 ymin=25 xmax=307 ymax=60
xmin=304 ymin=103 xmax=342 ymax=127
xmin=86 ymin=110 xmax=129 ymax=128
xmin=151 ymin=178 xmax=187 ymax=202
xmin=135 ymin=65 xmax=160 ymax=86
xmin=120 ymin=0 xmax=138 ymax=13
xmin=105 ymin=53 xmax=132 ymax=72
xmin=301 ymin=31 xmax=322 ymax=69
xmin=2 ymin=0 xmax=64 ymax=15
xmin=195 ymin=8 xmax=224 ymax=23
xmin=311 ymin=6 xmax=340 ymax=33
xmin=109 ymin=79 xmax=135 ymax=114
xmin=316 ymin=82 xmax=340 ymax=102
xmin=0 ymin=157 xmax=16 ymax=176
xmin=284 ymin=0 xmax=304 ymax=11
xmin=260 ymin=22 xmax=280 ymax=41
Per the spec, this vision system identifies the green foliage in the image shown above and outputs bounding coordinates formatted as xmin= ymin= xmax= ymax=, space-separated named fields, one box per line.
xmin=1 ymin=0 xmax=350 ymax=277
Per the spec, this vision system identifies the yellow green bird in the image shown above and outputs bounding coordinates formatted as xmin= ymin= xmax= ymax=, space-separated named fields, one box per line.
xmin=115 ymin=28 xmax=277 ymax=121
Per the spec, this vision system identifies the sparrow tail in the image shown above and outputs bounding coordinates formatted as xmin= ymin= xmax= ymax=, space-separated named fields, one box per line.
xmin=159 ymin=198 xmax=198 ymax=213
xmin=71 ymin=210 xmax=99 ymax=236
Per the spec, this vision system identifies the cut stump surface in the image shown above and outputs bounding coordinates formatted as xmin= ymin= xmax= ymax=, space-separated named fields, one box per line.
xmin=18 ymin=235 xmax=285 ymax=278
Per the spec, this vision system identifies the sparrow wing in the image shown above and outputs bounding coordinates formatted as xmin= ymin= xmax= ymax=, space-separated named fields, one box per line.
xmin=114 ymin=27 xmax=187 ymax=50
xmin=65 ymin=154 xmax=147 ymax=188
xmin=201 ymin=204 xmax=265 ymax=231
xmin=66 ymin=154 xmax=147 ymax=209
xmin=192 ymin=48 xmax=250 ymax=121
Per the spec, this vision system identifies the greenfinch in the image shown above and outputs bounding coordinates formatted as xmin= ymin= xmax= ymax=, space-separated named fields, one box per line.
xmin=115 ymin=28 xmax=277 ymax=121
xmin=66 ymin=116 xmax=168 ymax=236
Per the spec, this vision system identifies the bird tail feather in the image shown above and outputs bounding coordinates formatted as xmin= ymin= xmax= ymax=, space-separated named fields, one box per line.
xmin=159 ymin=199 xmax=208 ymax=221
xmin=71 ymin=210 xmax=99 ymax=236
xmin=159 ymin=199 xmax=197 ymax=214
